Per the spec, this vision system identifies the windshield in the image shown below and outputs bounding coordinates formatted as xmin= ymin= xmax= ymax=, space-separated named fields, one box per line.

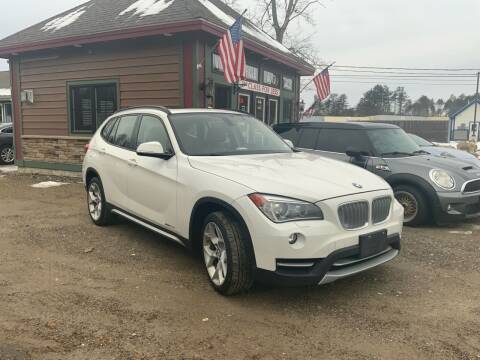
xmin=366 ymin=128 xmax=422 ymax=157
xmin=169 ymin=113 xmax=293 ymax=156
xmin=408 ymin=133 xmax=434 ymax=147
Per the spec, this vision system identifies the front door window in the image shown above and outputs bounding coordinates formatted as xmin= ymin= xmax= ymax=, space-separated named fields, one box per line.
xmin=255 ymin=97 xmax=265 ymax=122
xmin=238 ymin=94 xmax=250 ymax=113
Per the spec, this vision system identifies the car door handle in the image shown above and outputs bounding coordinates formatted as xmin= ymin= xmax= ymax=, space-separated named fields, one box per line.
xmin=128 ymin=159 xmax=138 ymax=167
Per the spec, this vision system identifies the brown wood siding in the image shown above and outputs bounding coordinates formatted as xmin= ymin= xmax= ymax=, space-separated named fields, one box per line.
xmin=19 ymin=40 xmax=181 ymax=136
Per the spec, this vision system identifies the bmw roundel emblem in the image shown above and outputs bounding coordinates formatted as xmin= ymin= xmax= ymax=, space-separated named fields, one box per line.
xmin=352 ymin=183 xmax=363 ymax=189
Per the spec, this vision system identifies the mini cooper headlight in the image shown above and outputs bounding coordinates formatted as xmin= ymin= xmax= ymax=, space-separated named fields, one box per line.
xmin=249 ymin=194 xmax=324 ymax=223
xmin=429 ymin=169 xmax=455 ymax=190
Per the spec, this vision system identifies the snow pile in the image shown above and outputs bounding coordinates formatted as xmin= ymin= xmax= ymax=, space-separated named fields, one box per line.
xmin=31 ymin=181 xmax=68 ymax=189
xmin=0 ymin=166 xmax=17 ymax=173
xmin=119 ymin=0 xmax=174 ymax=17
xmin=0 ymin=89 xmax=11 ymax=97
xmin=42 ymin=6 xmax=87 ymax=32
xmin=197 ymin=0 xmax=291 ymax=54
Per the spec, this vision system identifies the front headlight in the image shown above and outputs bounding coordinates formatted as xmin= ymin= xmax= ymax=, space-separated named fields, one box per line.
xmin=429 ymin=169 xmax=455 ymax=190
xmin=248 ymin=193 xmax=324 ymax=223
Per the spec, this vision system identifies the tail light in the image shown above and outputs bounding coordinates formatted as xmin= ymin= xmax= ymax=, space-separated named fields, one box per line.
xmin=84 ymin=142 xmax=91 ymax=153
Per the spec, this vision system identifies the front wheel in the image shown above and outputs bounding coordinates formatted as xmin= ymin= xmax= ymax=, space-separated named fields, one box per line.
xmin=0 ymin=144 xmax=14 ymax=165
xmin=202 ymin=211 xmax=254 ymax=295
xmin=394 ymin=184 xmax=429 ymax=226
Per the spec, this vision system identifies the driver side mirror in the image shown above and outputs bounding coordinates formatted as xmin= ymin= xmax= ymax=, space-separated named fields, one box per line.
xmin=346 ymin=147 xmax=369 ymax=160
xmin=136 ymin=141 xmax=174 ymax=160
xmin=284 ymin=139 xmax=294 ymax=148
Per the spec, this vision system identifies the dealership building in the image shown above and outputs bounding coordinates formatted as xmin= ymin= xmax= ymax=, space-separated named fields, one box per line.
xmin=0 ymin=0 xmax=313 ymax=173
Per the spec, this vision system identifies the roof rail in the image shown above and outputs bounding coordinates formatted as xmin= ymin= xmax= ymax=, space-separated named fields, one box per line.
xmin=116 ymin=105 xmax=172 ymax=115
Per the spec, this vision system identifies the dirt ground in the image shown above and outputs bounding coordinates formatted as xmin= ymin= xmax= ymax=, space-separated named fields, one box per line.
xmin=0 ymin=171 xmax=479 ymax=360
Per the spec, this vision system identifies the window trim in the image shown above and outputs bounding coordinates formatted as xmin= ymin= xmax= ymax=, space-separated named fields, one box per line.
xmin=67 ymin=79 xmax=120 ymax=136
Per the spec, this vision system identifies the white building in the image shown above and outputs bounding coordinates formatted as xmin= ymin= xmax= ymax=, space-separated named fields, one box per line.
xmin=0 ymin=71 xmax=12 ymax=124
xmin=449 ymin=99 xmax=480 ymax=141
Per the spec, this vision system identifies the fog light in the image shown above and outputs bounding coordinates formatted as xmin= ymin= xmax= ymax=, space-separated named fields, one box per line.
xmin=289 ymin=233 xmax=299 ymax=245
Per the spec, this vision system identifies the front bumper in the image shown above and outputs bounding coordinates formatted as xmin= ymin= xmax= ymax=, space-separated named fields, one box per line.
xmin=436 ymin=191 xmax=480 ymax=222
xmin=255 ymin=234 xmax=401 ymax=286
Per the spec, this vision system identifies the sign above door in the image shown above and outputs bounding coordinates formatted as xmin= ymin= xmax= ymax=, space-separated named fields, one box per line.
xmin=239 ymin=81 xmax=280 ymax=97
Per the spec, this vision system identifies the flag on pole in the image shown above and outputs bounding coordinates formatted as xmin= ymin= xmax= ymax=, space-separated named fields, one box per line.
xmin=217 ymin=14 xmax=246 ymax=84
xmin=313 ymin=68 xmax=331 ymax=102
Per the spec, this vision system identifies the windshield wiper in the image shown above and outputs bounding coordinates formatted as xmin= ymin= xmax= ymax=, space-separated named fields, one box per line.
xmin=381 ymin=151 xmax=414 ymax=157
xmin=412 ymin=149 xmax=430 ymax=155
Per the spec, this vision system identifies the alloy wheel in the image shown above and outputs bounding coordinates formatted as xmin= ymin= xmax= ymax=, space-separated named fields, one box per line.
xmin=88 ymin=182 xmax=103 ymax=221
xmin=203 ymin=222 xmax=228 ymax=286
xmin=395 ymin=191 xmax=418 ymax=223
xmin=0 ymin=146 xmax=14 ymax=164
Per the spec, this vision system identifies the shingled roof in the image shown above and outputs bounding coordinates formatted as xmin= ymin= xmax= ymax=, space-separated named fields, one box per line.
xmin=0 ymin=0 xmax=314 ymax=75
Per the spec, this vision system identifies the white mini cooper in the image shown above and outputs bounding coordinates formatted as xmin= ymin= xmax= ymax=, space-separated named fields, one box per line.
xmin=83 ymin=107 xmax=404 ymax=295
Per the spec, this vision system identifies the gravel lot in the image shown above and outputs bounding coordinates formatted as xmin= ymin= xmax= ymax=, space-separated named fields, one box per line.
xmin=0 ymin=171 xmax=479 ymax=360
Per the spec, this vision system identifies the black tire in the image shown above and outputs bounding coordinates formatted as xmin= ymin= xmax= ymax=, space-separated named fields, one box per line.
xmin=0 ymin=144 xmax=14 ymax=165
xmin=201 ymin=211 xmax=254 ymax=295
xmin=394 ymin=184 xmax=429 ymax=226
xmin=86 ymin=176 xmax=112 ymax=226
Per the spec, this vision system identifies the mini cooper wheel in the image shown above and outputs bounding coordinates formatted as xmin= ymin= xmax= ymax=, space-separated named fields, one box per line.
xmin=394 ymin=185 xmax=428 ymax=226
xmin=87 ymin=177 xmax=112 ymax=226
xmin=0 ymin=145 xmax=14 ymax=165
xmin=201 ymin=211 xmax=254 ymax=295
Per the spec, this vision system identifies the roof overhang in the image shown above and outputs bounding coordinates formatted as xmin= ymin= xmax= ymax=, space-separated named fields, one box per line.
xmin=0 ymin=19 xmax=314 ymax=76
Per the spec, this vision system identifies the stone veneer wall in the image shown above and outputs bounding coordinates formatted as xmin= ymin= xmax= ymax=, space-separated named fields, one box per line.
xmin=22 ymin=136 xmax=90 ymax=165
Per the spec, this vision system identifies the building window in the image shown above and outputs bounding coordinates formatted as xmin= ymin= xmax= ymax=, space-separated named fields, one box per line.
xmin=213 ymin=53 xmax=224 ymax=72
xmin=69 ymin=82 xmax=118 ymax=134
xmin=263 ymin=70 xmax=279 ymax=87
xmin=246 ymin=65 xmax=259 ymax=82
xmin=283 ymin=76 xmax=293 ymax=91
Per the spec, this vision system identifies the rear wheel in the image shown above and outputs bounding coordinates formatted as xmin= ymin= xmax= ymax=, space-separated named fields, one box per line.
xmin=87 ymin=177 xmax=112 ymax=226
xmin=0 ymin=144 xmax=14 ymax=165
xmin=201 ymin=211 xmax=254 ymax=295
xmin=394 ymin=184 xmax=429 ymax=226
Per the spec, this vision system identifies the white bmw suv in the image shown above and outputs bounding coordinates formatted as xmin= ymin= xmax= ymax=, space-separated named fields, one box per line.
xmin=83 ymin=107 xmax=404 ymax=295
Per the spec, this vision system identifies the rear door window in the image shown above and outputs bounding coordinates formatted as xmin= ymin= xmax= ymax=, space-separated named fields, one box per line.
xmin=316 ymin=129 xmax=372 ymax=154
xmin=101 ymin=117 xmax=117 ymax=141
xmin=297 ymin=128 xmax=320 ymax=149
xmin=113 ymin=115 xmax=139 ymax=150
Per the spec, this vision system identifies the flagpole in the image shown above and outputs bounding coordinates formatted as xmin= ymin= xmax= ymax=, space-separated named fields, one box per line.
xmin=299 ymin=62 xmax=336 ymax=94
xmin=196 ymin=9 xmax=248 ymax=70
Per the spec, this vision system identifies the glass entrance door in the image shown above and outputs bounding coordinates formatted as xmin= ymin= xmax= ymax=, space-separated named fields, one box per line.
xmin=255 ymin=97 xmax=265 ymax=122
xmin=268 ymin=99 xmax=278 ymax=126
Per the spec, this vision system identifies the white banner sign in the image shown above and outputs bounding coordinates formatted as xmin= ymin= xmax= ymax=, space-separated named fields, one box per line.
xmin=239 ymin=81 xmax=280 ymax=97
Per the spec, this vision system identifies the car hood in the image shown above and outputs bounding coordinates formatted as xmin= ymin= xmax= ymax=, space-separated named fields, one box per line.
xmin=188 ymin=152 xmax=390 ymax=202
xmin=384 ymin=154 xmax=480 ymax=184
xmin=422 ymin=146 xmax=480 ymax=166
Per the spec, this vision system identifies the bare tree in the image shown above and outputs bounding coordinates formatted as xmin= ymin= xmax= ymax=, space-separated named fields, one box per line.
xmin=255 ymin=0 xmax=324 ymax=44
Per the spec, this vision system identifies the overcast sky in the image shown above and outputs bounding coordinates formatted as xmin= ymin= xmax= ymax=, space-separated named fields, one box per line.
xmin=1 ymin=0 xmax=479 ymax=106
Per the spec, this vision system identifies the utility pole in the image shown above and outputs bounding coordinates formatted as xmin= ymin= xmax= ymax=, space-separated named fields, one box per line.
xmin=473 ymin=71 xmax=479 ymax=141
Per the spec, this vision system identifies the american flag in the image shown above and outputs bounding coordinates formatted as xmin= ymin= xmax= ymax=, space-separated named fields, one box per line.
xmin=313 ymin=68 xmax=331 ymax=102
xmin=217 ymin=15 xmax=246 ymax=84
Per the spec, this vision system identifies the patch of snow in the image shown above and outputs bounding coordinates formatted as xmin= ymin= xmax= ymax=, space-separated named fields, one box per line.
xmin=0 ymin=166 xmax=17 ymax=173
xmin=119 ymin=0 xmax=174 ymax=17
xmin=42 ymin=6 xmax=87 ymax=32
xmin=0 ymin=89 xmax=11 ymax=97
xmin=31 ymin=181 xmax=68 ymax=189
xmin=197 ymin=0 xmax=291 ymax=54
